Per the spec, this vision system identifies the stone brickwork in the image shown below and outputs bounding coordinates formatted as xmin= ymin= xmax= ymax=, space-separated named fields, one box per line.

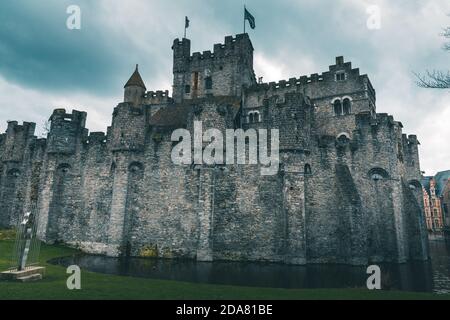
xmin=0 ymin=33 xmax=429 ymax=265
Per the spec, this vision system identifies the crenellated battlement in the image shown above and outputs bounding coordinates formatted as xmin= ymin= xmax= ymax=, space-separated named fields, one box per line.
xmin=248 ymin=63 xmax=367 ymax=94
xmin=354 ymin=112 xmax=404 ymax=132
xmin=404 ymin=134 xmax=419 ymax=145
xmin=0 ymin=120 xmax=37 ymax=162
xmin=174 ymin=34 xmax=254 ymax=63
xmin=112 ymin=102 xmax=144 ymax=117
xmin=5 ymin=120 xmax=36 ymax=137
xmin=50 ymin=108 xmax=86 ymax=125
xmin=85 ymin=132 xmax=107 ymax=145
xmin=47 ymin=109 xmax=87 ymax=154
xmin=245 ymin=56 xmax=375 ymax=118
xmin=0 ymin=32 xmax=428 ymax=265
xmin=144 ymin=90 xmax=173 ymax=105
xmin=172 ymin=34 xmax=255 ymax=102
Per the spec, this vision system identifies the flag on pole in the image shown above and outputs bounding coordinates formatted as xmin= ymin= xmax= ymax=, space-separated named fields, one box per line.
xmin=184 ymin=16 xmax=190 ymax=38
xmin=244 ymin=7 xmax=255 ymax=29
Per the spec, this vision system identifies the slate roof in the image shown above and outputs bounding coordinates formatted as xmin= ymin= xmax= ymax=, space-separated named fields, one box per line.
xmin=124 ymin=65 xmax=146 ymax=90
xmin=149 ymin=96 xmax=241 ymax=129
xmin=149 ymin=104 xmax=190 ymax=128
xmin=422 ymin=176 xmax=431 ymax=193
xmin=435 ymin=170 xmax=450 ymax=196
xmin=422 ymin=170 xmax=450 ymax=197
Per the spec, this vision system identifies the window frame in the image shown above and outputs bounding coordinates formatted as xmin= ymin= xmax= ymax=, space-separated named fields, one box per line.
xmin=205 ymin=76 xmax=213 ymax=90
xmin=335 ymin=72 xmax=346 ymax=81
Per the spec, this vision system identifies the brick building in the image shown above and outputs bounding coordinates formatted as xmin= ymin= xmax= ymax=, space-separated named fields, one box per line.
xmin=422 ymin=171 xmax=450 ymax=232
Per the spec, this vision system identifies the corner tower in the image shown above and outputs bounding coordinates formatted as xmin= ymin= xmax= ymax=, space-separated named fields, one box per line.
xmin=124 ymin=65 xmax=146 ymax=106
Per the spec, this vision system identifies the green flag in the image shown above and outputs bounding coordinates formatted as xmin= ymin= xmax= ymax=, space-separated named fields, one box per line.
xmin=244 ymin=7 xmax=255 ymax=29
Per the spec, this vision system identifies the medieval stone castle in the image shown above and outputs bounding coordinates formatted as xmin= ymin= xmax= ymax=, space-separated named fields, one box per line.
xmin=0 ymin=33 xmax=429 ymax=264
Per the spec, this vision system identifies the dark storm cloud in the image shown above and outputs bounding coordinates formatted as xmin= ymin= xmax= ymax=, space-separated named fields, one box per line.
xmin=0 ymin=0 xmax=448 ymax=174
xmin=0 ymin=0 xmax=150 ymax=95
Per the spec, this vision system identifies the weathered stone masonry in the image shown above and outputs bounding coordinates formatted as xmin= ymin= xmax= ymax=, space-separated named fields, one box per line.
xmin=0 ymin=33 xmax=429 ymax=264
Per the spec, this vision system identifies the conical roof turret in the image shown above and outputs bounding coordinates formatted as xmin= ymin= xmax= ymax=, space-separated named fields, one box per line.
xmin=124 ymin=64 xmax=146 ymax=90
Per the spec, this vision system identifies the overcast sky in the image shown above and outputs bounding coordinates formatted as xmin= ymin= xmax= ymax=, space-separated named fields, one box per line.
xmin=0 ymin=0 xmax=448 ymax=175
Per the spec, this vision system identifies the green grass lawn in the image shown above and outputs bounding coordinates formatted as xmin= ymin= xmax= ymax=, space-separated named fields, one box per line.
xmin=0 ymin=233 xmax=449 ymax=300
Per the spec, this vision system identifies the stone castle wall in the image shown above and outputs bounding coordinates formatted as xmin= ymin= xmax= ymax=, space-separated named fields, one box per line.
xmin=0 ymin=34 xmax=428 ymax=265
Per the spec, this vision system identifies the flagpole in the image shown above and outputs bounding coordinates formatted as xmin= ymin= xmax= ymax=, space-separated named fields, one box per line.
xmin=243 ymin=5 xmax=246 ymax=34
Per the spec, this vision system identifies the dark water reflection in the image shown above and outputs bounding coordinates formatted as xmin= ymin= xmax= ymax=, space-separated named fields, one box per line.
xmin=50 ymin=239 xmax=450 ymax=293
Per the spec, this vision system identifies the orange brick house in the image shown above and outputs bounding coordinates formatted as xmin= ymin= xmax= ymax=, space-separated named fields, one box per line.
xmin=422 ymin=170 xmax=450 ymax=232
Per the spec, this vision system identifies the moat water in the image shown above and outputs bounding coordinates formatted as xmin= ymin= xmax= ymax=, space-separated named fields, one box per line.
xmin=49 ymin=239 xmax=450 ymax=294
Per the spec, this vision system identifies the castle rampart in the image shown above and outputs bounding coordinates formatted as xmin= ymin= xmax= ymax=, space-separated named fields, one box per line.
xmin=0 ymin=33 xmax=428 ymax=265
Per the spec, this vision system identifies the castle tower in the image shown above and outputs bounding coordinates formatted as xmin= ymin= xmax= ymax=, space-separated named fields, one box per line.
xmin=172 ymin=34 xmax=256 ymax=102
xmin=0 ymin=121 xmax=36 ymax=228
xmin=124 ymin=65 xmax=146 ymax=106
xmin=38 ymin=109 xmax=87 ymax=242
xmin=46 ymin=109 xmax=87 ymax=154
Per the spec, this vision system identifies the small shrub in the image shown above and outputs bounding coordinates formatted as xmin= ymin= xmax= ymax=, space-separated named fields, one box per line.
xmin=0 ymin=229 xmax=16 ymax=240
xmin=139 ymin=244 xmax=158 ymax=258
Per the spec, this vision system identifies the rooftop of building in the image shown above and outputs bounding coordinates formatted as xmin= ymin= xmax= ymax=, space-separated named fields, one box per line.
xmin=149 ymin=96 xmax=241 ymax=129
xmin=124 ymin=65 xmax=146 ymax=90
xmin=422 ymin=170 xmax=450 ymax=197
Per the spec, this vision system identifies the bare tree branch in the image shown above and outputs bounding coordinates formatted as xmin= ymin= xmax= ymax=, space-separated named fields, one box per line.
xmin=414 ymin=23 xmax=449 ymax=89
xmin=414 ymin=70 xmax=450 ymax=89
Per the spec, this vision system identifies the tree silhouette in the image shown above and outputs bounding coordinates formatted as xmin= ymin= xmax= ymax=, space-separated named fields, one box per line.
xmin=415 ymin=22 xmax=450 ymax=89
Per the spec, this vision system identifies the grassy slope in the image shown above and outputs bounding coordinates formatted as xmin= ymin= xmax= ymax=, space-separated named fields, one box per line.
xmin=0 ymin=238 xmax=449 ymax=300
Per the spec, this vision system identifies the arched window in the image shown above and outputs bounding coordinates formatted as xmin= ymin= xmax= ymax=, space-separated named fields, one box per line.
xmin=333 ymin=99 xmax=342 ymax=116
xmin=304 ymin=164 xmax=312 ymax=175
xmin=6 ymin=169 xmax=20 ymax=180
xmin=336 ymin=133 xmax=350 ymax=148
xmin=408 ymin=179 xmax=421 ymax=190
xmin=343 ymin=98 xmax=351 ymax=115
xmin=57 ymin=163 xmax=71 ymax=175
xmin=129 ymin=162 xmax=144 ymax=174
xmin=7 ymin=168 xmax=20 ymax=178
xmin=368 ymin=167 xmax=389 ymax=181
xmin=337 ymin=132 xmax=350 ymax=142
xmin=248 ymin=111 xmax=261 ymax=123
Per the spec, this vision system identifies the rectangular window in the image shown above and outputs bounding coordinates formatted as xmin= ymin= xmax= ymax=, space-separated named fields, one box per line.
xmin=335 ymin=72 xmax=346 ymax=81
xmin=193 ymin=72 xmax=199 ymax=91
xmin=185 ymin=85 xmax=190 ymax=94
xmin=205 ymin=76 xmax=212 ymax=90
